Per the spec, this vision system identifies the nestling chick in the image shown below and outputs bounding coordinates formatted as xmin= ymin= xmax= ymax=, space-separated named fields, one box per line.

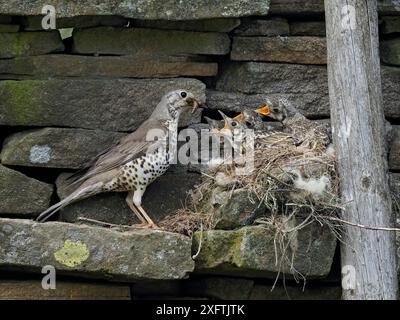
xmin=256 ymin=98 xmax=331 ymax=152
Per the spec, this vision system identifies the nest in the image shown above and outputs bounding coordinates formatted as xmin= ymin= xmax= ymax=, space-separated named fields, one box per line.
xmin=161 ymin=131 xmax=342 ymax=237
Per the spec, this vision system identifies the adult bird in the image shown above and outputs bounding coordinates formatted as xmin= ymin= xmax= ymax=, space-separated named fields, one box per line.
xmin=36 ymin=90 xmax=200 ymax=228
xmin=255 ymin=98 xmax=330 ymax=151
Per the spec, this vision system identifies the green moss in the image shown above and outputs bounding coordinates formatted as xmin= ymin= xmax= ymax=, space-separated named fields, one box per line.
xmin=1 ymin=80 xmax=42 ymax=125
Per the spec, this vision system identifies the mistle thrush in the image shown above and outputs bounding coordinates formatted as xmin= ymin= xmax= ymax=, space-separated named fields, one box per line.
xmin=37 ymin=90 xmax=200 ymax=228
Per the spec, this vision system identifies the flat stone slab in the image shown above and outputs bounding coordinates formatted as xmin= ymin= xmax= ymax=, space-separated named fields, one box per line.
xmin=0 ymin=55 xmax=218 ymax=79
xmin=216 ymin=62 xmax=400 ymax=119
xmin=134 ymin=18 xmax=241 ymax=32
xmin=0 ymin=165 xmax=53 ymax=216
xmin=381 ymin=38 xmax=400 ymax=66
xmin=1 ymin=128 xmax=125 ymax=169
xmin=231 ymin=36 xmax=327 ymax=64
xmin=0 ymin=78 xmax=205 ymax=131
xmin=0 ymin=219 xmax=194 ymax=282
xmin=0 ymin=280 xmax=131 ymax=300
xmin=192 ymin=221 xmax=337 ymax=279
xmin=20 ymin=15 xmax=129 ymax=30
xmin=290 ymin=21 xmax=326 ymax=36
xmin=381 ymin=16 xmax=400 ymax=34
xmin=233 ymin=18 xmax=289 ymax=36
xmin=0 ymin=31 xmax=64 ymax=58
xmin=0 ymin=24 xmax=19 ymax=32
xmin=0 ymin=0 xmax=270 ymax=19
xmin=269 ymin=0 xmax=400 ymax=15
xmin=72 ymin=27 xmax=230 ymax=56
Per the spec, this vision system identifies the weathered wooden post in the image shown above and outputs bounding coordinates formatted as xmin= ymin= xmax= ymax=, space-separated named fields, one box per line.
xmin=325 ymin=0 xmax=398 ymax=299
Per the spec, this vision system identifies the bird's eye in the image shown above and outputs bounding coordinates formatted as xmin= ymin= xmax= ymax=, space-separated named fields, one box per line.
xmin=273 ymin=108 xmax=280 ymax=113
xmin=231 ymin=121 xmax=238 ymax=127
xmin=180 ymin=91 xmax=187 ymax=98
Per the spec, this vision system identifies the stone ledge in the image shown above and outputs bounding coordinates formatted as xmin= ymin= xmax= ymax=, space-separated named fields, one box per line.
xmin=192 ymin=221 xmax=337 ymax=279
xmin=0 ymin=0 xmax=270 ymax=20
xmin=72 ymin=27 xmax=230 ymax=56
xmin=0 ymin=279 xmax=131 ymax=300
xmin=0 ymin=78 xmax=205 ymax=131
xmin=0 ymin=218 xmax=194 ymax=282
xmin=0 ymin=31 xmax=64 ymax=58
xmin=216 ymin=63 xmax=400 ymax=119
xmin=0 ymin=55 xmax=218 ymax=79
xmin=231 ymin=36 xmax=327 ymax=65
xmin=0 ymin=165 xmax=53 ymax=216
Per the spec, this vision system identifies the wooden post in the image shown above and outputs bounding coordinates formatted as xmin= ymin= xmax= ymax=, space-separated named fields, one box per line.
xmin=325 ymin=0 xmax=398 ymax=299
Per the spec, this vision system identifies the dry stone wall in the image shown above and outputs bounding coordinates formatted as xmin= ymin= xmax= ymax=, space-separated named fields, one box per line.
xmin=0 ymin=0 xmax=399 ymax=300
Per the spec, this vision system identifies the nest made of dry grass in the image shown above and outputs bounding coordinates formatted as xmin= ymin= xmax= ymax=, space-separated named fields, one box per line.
xmin=160 ymin=131 xmax=342 ymax=237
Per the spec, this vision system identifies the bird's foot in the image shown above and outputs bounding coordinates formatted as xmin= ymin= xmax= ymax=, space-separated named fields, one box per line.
xmin=130 ymin=223 xmax=160 ymax=229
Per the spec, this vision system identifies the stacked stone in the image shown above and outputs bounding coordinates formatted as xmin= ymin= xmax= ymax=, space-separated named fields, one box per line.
xmin=0 ymin=0 xmax=399 ymax=300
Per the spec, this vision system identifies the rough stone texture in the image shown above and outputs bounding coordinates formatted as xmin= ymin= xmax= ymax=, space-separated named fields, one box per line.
xmin=0 ymin=165 xmax=53 ymax=216
xmin=269 ymin=0 xmax=400 ymax=15
xmin=0 ymin=31 xmax=64 ymax=58
xmin=233 ymin=18 xmax=289 ymax=36
xmin=269 ymin=0 xmax=325 ymax=15
xmin=0 ymin=280 xmax=131 ymax=300
xmin=0 ymin=78 xmax=205 ymax=131
xmin=0 ymin=0 xmax=270 ymax=20
xmin=72 ymin=27 xmax=230 ymax=56
xmin=0 ymin=24 xmax=19 ymax=32
xmin=134 ymin=18 xmax=241 ymax=32
xmin=0 ymin=55 xmax=218 ymax=79
xmin=20 ymin=15 xmax=128 ymax=30
xmin=209 ymin=188 xmax=266 ymax=230
xmin=290 ymin=21 xmax=326 ymax=36
xmin=231 ymin=36 xmax=327 ymax=64
xmin=216 ymin=63 xmax=400 ymax=119
xmin=0 ymin=218 xmax=194 ymax=281
xmin=56 ymin=169 xmax=201 ymax=225
xmin=379 ymin=0 xmax=400 ymax=14
xmin=206 ymin=89 xmax=330 ymax=118
xmin=381 ymin=16 xmax=400 ymax=34
xmin=193 ymin=221 xmax=337 ymax=279
xmin=381 ymin=38 xmax=400 ymax=66
xmin=1 ymin=128 xmax=125 ymax=169
xmin=249 ymin=284 xmax=341 ymax=300
xmin=390 ymin=127 xmax=400 ymax=171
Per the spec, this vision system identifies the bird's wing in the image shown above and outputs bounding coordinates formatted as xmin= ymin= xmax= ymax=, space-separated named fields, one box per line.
xmin=69 ymin=118 xmax=167 ymax=186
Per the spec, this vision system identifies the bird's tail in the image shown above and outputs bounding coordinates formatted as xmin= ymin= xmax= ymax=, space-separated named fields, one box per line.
xmin=36 ymin=182 xmax=103 ymax=222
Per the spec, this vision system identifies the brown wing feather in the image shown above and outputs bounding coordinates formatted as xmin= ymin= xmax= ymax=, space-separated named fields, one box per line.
xmin=70 ymin=118 xmax=167 ymax=186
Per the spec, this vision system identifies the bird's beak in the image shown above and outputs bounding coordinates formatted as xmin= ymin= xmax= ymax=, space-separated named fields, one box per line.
xmin=233 ymin=113 xmax=244 ymax=122
xmin=189 ymin=98 xmax=201 ymax=114
xmin=255 ymin=105 xmax=272 ymax=116
xmin=218 ymin=110 xmax=230 ymax=130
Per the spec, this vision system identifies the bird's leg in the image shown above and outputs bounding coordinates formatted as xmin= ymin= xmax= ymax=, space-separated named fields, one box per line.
xmin=137 ymin=205 xmax=158 ymax=229
xmin=126 ymin=191 xmax=147 ymax=227
xmin=132 ymin=188 xmax=159 ymax=229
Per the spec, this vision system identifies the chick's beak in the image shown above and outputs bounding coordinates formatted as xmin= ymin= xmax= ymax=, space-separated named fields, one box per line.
xmin=233 ymin=113 xmax=244 ymax=122
xmin=255 ymin=105 xmax=272 ymax=116
xmin=218 ymin=110 xmax=230 ymax=130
